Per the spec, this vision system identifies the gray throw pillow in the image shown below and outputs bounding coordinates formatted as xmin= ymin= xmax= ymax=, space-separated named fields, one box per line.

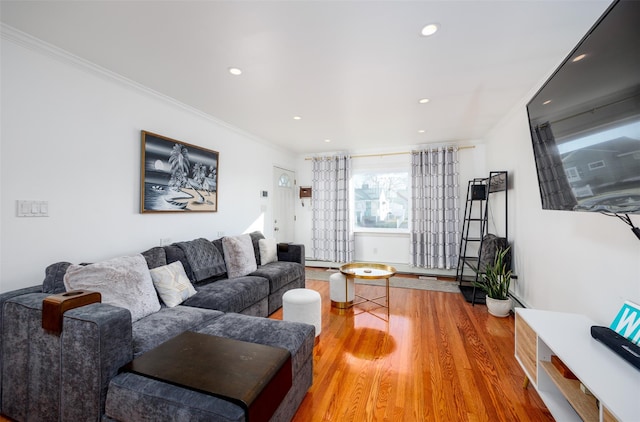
xmin=64 ymin=254 xmax=161 ymax=322
xmin=222 ymin=234 xmax=258 ymax=278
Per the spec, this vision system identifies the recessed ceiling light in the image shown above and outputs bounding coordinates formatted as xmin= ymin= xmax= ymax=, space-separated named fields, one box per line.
xmin=421 ymin=23 xmax=439 ymax=37
xmin=228 ymin=67 xmax=242 ymax=76
xmin=418 ymin=98 xmax=430 ymax=104
xmin=543 ymin=100 xmax=552 ymax=105
xmin=324 ymin=139 xmax=331 ymax=143
xmin=418 ymin=130 xmax=425 ymax=133
xmin=293 ymin=116 xmax=302 ymax=120
xmin=572 ymin=54 xmax=587 ymax=62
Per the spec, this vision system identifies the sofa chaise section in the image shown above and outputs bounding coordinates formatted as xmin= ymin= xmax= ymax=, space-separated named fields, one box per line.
xmin=104 ymin=314 xmax=314 ymax=422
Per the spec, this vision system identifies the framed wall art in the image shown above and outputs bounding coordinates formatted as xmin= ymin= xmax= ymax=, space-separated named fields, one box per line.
xmin=141 ymin=131 xmax=219 ymax=213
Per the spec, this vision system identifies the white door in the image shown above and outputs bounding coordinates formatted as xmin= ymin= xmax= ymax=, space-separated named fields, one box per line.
xmin=273 ymin=166 xmax=295 ymax=243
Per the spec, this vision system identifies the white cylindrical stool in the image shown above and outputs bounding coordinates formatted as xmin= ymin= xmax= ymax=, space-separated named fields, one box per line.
xmin=329 ymin=272 xmax=355 ymax=308
xmin=282 ymin=288 xmax=322 ymax=337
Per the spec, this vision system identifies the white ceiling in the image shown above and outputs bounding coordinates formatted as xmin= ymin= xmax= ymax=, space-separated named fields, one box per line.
xmin=0 ymin=0 xmax=611 ymax=154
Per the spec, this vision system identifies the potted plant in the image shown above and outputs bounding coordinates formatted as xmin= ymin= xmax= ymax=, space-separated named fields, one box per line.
xmin=474 ymin=246 xmax=513 ymax=317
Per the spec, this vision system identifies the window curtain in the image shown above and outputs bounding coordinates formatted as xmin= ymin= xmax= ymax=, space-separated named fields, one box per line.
xmin=531 ymin=123 xmax=577 ymax=210
xmin=410 ymin=147 xmax=460 ymax=269
xmin=311 ymin=154 xmax=354 ymax=263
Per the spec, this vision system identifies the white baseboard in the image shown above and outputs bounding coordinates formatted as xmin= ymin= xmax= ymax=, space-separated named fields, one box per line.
xmin=305 ymin=260 xmax=456 ymax=278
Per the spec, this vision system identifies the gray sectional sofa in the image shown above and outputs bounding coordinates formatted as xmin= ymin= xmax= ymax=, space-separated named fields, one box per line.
xmin=0 ymin=231 xmax=313 ymax=422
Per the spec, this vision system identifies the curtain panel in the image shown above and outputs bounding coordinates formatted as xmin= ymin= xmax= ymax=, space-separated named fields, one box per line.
xmin=410 ymin=147 xmax=460 ymax=269
xmin=531 ymin=123 xmax=577 ymax=210
xmin=311 ymin=155 xmax=354 ymax=263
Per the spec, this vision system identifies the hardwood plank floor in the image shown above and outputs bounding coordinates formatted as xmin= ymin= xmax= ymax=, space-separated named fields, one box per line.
xmin=272 ymin=278 xmax=554 ymax=422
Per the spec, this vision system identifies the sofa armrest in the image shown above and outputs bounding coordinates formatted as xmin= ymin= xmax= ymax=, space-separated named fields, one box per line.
xmin=1 ymin=293 xmax=132 ymax=421
xmin=277 ymin=243 xmax=305 ymax=266
xmin=61 ymin=303 xmax=133 ymax=421
xmin=0 ymin=285 xmax=43 ymax=349
xmin=0 ymin=286 xmax=42 ymax=416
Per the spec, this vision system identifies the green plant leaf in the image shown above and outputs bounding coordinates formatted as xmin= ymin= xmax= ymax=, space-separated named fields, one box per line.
xmin=471 ymin=246 xmax=513 ymax=300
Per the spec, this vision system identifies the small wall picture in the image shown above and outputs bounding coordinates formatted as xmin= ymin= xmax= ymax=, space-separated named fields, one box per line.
xmin=141 ymin=131 xmax=218 ymax=213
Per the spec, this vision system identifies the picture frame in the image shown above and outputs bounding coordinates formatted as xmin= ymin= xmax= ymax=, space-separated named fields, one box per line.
xmin=140 ymin=131 xmax=219 ymax=213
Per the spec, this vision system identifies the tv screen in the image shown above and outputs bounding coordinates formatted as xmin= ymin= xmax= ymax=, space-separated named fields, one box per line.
xmin=527 ymin=0 xmax=640 ymax=214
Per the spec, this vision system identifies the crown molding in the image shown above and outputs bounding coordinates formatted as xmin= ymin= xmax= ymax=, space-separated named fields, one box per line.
xmin=0 ymin=23 xmax=286 ymax=153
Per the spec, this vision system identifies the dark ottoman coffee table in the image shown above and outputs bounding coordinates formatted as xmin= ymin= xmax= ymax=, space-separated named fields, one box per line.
xmin=125 ymin=331 xmax=292 ymax=422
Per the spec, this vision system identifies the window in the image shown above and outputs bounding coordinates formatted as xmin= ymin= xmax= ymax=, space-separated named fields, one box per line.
xmin=565 ymin=166 xmax=581 ymax=182
xmin=278 ymin=173 xmax=292 ymax=187
xmin=352 ymin=171 xmax=409 ymax=231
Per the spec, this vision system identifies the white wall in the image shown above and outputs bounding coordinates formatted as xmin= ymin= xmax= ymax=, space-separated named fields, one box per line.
xmin=6 ymin=24 xmax=635 ymax=326
xmin=0 ymin=33 xmax=295 ymax=292
xmin=294 ymin=144 xmax=486 ymax=275
xmin=484 ymin=93 xmax=640 ymax=325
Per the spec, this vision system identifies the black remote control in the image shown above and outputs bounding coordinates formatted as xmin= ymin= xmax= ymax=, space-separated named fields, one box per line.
xmin=590 ymin=326 xmax=640 ymax=371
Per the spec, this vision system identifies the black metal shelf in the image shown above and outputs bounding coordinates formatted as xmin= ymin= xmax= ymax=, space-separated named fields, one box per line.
xmin=460 ymin=257 xmax=479 ymax=272
xmin=455 ymin=171 xmax=509 ymax=305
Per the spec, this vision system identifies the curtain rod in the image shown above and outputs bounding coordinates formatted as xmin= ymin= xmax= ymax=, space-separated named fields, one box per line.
xmin=304 ymin=145 xmax=475 ymax=160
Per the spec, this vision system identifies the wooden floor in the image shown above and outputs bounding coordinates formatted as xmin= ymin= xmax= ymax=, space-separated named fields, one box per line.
xmin=271 ymin=278 xmax=554 ymax=422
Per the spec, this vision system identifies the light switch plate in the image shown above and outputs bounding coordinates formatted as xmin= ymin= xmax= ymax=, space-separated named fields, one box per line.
xmin=17 ymin=200 xmax=49 ymax=217
xmin=18 ymin=200 xmax=31 ymax=216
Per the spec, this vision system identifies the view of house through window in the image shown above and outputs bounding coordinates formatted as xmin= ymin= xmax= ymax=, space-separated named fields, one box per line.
xmin=353 ymin=171 xmax=409 ymax=230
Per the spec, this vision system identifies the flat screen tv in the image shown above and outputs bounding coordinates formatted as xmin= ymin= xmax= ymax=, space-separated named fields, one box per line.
xmin=527 ymin=0 xmax=640 ymax=215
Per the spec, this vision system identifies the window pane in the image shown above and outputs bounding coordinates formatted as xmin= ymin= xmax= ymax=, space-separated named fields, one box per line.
xmin=278 ymin=173 xmax=291 ymax=187
xmin=353 ymin=171 xmax=409 ymax=230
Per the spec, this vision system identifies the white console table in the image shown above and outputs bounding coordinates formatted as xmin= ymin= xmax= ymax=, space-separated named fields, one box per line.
xmin=515 ymin=308 xmax=640 ymax=422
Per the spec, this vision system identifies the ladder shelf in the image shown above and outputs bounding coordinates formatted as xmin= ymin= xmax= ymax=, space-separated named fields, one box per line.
xmin=456 ymin=171 xmax=509 ymax=305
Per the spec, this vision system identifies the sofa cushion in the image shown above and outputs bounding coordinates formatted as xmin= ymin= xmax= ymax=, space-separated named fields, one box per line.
xmin=149 ymin=261 xmax=197 ymax=307
xmin=164 ymin=245 xmax=196 ymax=281
xmin=182 ymin=276 xmax=268 ymax=314
xmin=42 ymin=261 xmax=72 ymax=294
xmin=131 ymin=306 xmax=223 ymax=357
xmin=222 ymin=234 xmax=257 ymax=278
xmin=249 ymin=231 xmax=265 ymax=265
xmin=141 ymin=246 xmax=167 ymax=270
xmin=106 ymin=372 xmax=245 ymax=422
xmin=259 ymin=238 xmax=278 ymax=265
xmin=195 ymin=313 xmax=315 ymax=378
xmin=250 ymin=261 xmax=305 ymax=293
xmin=64 ymin=254 xmax=161 ymax=322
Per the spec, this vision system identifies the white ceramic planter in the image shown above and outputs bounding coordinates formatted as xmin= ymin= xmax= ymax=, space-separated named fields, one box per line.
xmin=486 ymin=296 xmax=512 ymax=317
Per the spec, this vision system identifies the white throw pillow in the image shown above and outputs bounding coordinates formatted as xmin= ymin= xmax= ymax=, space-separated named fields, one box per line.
xmin=63 ymin=254 xmax=161 ymax=322
xmin=222 ymin=234 xmax=258 ymax=278
xmin=259 ymin=238 xmax=278 ymax=265
xmin=149 ymin=260 xmax=197 ymax=307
